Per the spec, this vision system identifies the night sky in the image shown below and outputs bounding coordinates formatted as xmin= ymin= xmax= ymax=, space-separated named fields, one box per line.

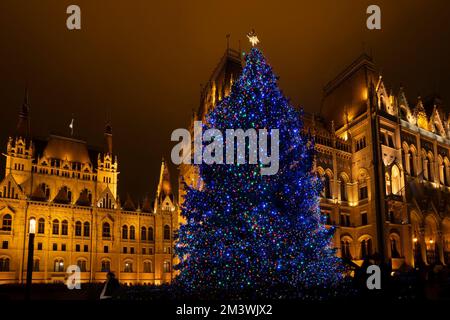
xmin=1 ymin=0 xmax=450 ymax=201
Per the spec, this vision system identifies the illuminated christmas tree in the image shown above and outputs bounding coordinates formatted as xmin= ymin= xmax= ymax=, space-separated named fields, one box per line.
xmin=175 ymin=42 xmax=343 ymax=297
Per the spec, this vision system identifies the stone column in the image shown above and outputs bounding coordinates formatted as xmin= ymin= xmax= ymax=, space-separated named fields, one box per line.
xmin=419 ymin=227 xmax=427 ymax=265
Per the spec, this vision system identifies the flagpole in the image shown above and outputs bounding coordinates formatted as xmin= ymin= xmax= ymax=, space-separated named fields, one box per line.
xmin=69 ymin=117 xmax=74 ymax=136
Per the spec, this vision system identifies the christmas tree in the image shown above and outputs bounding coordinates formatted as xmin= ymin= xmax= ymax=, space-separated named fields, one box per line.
xmin=175 ymin=44 xmax=344 ymax=297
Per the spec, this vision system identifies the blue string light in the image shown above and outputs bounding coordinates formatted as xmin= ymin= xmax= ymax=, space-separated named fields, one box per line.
xmin=175 ymin=48 xmax=344 ymax=296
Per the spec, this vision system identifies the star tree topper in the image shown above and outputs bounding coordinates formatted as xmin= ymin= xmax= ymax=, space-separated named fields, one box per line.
xmin=247 ymin=29 xmax=259 ymax=46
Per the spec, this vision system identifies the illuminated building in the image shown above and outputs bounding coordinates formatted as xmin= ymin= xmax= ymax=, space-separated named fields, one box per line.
xmin=2 ymin=47 xmax=448 ymax=288
xmin=180 ymin=48 xmax=450 ymax=270
xmin=0 ymin=97 xmax=177 ymax=284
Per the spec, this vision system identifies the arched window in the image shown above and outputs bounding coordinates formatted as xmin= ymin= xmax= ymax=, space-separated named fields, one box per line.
xmin=409 ymin=150 xmax=416 ymax=176
xmin=75 ymin=221 xmax=82 ymax=236
xmin=61 ymin=220 xmax=68 ymax=236
xmin=33 ymin=259 xmax=40 ymax=271
xmin=101 ymin=260 xmax=111 ymax=272
xmin=424 ymin=215 xmax=438 ymax=264
xmin=124 ymin=261 xmax=133 ymax=273
xmin=163 ymin=225 xmax=170 ymax=240
xmin=339 ymin=175 xmax=347 ymax=202
xmin=385 ymin=172 xmax=391 ymax=195
xmin=122 ymin=225 xmax=128 ymax=239
xmin=2 ymin=214 xmax=12 ymax=231
xmin=360 ymin=238 xmax=373 ymax=259
xmin=148 ymin=227 xmax=154 ymax=241
xmin=143 ymin=261 xmax=152 ymax=273
xmin=77 ymin=259 xmax=87 ymax=272
xmin=100 ymin=193 xmax=114 ymax=209
xmin=390 ymin=236 xmax=400 ymax=258
xmin=129 ymin=226 xmax=135 ymax=240
xmin=340 ymin=238 xmax=352 ymax=259
xmin=323 ymin=174 xmax=332 ymax=199
xmin=52 ymin=219 xmax=59 ymax=235
xmin=317 ymin=172 xmax=325 ymax=198
xmin=54 ymin=259 xmax=64 ymax=272
xmin=141 ymin=227 xmax=147 ymax=241
xmin=0 ymin=258 xmax=10 ymax=271
xmin=83 ymin=222 xmax=90 ymax=237
xmin=103 ymin=222 xmax=111 ymax=238
xmin=391 ymin=165 xmax=401 ymax=195
xmin=358 ymin=171 xmax=369 ymax=200
xmin=163 ymin=261 xmax=171 ymax=273
xmin=38 ymin=218 xmax=45 ymax=234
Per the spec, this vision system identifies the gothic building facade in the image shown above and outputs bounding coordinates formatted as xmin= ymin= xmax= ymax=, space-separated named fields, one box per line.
xmin=2 ymin=47 xmax=449 ymax=287
xmin=0 ymin=98 xmax=177 ymax=284
xmin=179 ymin=47 xmax=450 ymax=270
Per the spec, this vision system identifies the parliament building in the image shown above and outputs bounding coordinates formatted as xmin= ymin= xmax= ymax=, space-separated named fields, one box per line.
xmin=1 ymin=46 xmax=450 ymax=285
xmin=179 ymin=47 xmax=450 ymax=271
xmin=0 ymin=98 xmax=178 ymax=284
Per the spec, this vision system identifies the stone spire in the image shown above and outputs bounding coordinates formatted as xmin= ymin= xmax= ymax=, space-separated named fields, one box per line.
xmin=16 ymin=88 xmax=31 ymax=138
xmin=104 ymin=122 xmax=113 ymax=154
xmin=154 ymin=158 xmax=174 ymax=212
xmin=156 ymin=158 xmax=172 ymax=201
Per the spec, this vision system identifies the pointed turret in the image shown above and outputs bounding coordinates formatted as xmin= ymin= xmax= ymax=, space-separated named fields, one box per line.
xmin=414 ymin=96 xmax=429 ymax=130
xmin=123 ymin=193 xmax=136 ymax=211
xmin=156 ymin=158 xmax=173 ymax=202
xmin=104 ymin=122 xmax=113 ymax=155
xmin=154 ymin=158 xmax=175 ymax=212
xmin=141 ymin=194 xmax=153 ymax=213
xmin=76 ymin=189 xmax=92 ymax=206
xmin=398 ymin=86 xmax=409 ymax=108
xmin=415 ymin=96 xmax=426 ymax=114
xmin=16 ymin=88 xmax=31 ymax=138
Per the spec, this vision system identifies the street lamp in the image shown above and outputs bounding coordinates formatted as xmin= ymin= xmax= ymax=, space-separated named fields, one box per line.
xmin=25 ymin=218 xmax=36 ymax=300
